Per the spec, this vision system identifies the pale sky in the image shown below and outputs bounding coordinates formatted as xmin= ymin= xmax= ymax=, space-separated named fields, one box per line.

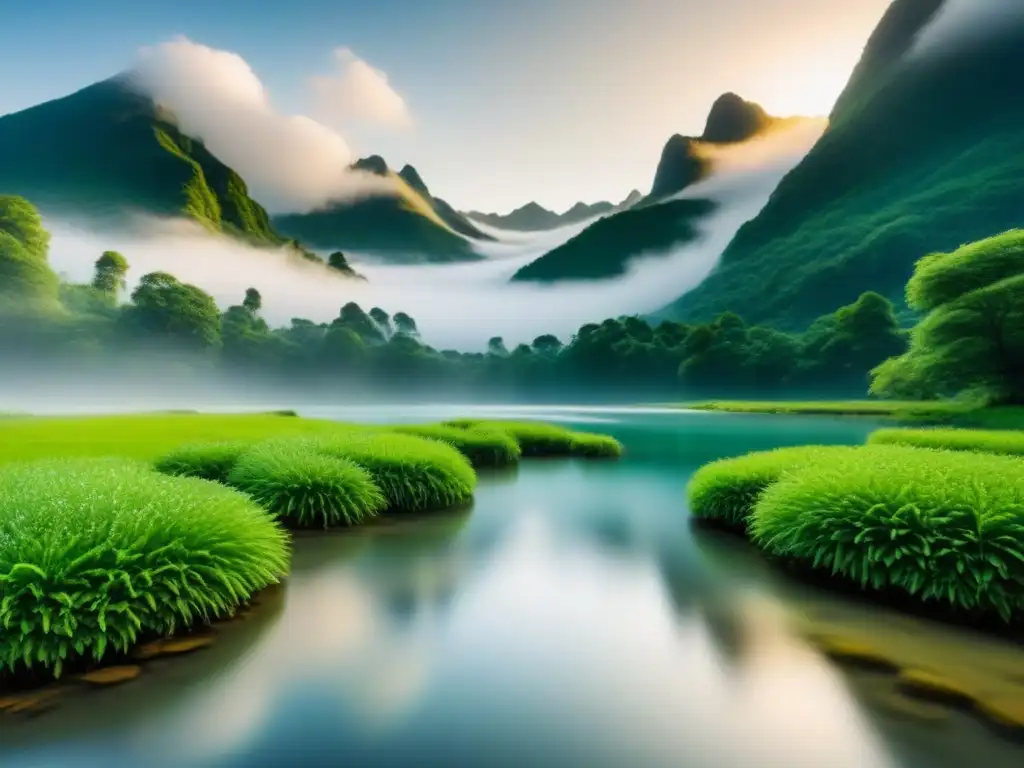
xmin=1 ymin=0 xmax=894 ymax=212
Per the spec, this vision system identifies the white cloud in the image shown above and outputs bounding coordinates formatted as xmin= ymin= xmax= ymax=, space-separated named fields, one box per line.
xmin=129 ymin=36 xmax=399 ymax=214
xmin=311 ymin=47 xmax=412 ymax=129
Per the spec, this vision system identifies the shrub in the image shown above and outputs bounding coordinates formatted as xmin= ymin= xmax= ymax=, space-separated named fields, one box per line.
xmin=154 ymin=441 xmax=251 ymax=483
xmin=0 ymin=458 xmax=289 ymax=679
xmin=868 ymin=427 xmax=1024 ymax=457
xmin=298 ymin=432 xmax=476 ymax=513
xmin=687 ymin=445 xmax=856 ymax=530
xmin=750 ymin=446 xmax=1024 ymax=622
xmin=227 ymin=444 xmax=385 ymax=529
xmin=568 ymin=432 xmax=625 ymax=459
xmin=389 ymin=424 xmax=522 ymax=468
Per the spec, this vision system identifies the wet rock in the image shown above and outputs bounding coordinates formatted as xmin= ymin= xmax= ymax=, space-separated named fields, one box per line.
xmin=0 ymin=689 xmax=60 ymax=715
xmin=133 ymin=635 xmax=215 ymax=660
xmin=809 ymin=635 xmax=899 ymax=671
xmin=976 ymin=696 xmax=1024 ymax=734
xmin=80 ymin=666 xmax=142 ymax=686
xmin=897 ymin=668 xmax=975 ymax=705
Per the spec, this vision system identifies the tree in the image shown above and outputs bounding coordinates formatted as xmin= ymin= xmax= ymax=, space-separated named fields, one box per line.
xmin=0 ymin=195 xmax=50 ymax=260
xmin=243 ymin=287 xmax=263 ymax=313
xmin=369 ymin=307 xmax=393 ymax=338
xmin=123 ymin=272 xmax=222 ymax=350
xmin=92 ymin=251 xmax=129 ymax=296
xmin=393 ymin=311 xmax=419 ymax=336
xmin=487 ymin=336 xmax=509 ymax=356
xmin=327 ymin=251 xmax=358 ymax=276
xmin=532 ymin=334 xmax=562 ymax=354
xmin=0 ymin=197 xmax=59 ymax=305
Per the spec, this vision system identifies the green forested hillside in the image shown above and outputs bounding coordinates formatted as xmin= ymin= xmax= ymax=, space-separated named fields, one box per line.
xmin=0 ymin=78 xmax=280 ymax=244
xmin=657 ymin=0 xmax=1024 ymax=328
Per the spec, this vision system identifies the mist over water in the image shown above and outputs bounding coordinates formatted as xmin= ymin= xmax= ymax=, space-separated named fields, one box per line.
xmin=44 ymin=121 xmax=824 ymax=351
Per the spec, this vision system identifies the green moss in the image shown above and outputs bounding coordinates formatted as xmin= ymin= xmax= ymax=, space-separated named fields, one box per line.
xmin=153 ymin=441 xmax=251 ymax=483
xmin=0 ymin=458 xmax=289 ymax=679
xmin=568 ymin=432 xmax=625 ymax=458
xmin=868 ymin=427 xmax=1024 ymax=457
xmin=227 ymin=443 xmax=385 ymax=529
xmin=389 ymin=424 xmax=522 ymax=468
xmin=687 ymin=445 xmax=855 ymax=530
xmin=298 ymin=432 xmax=477 ymax=513
xmin=750 ymin=445 xmax=1024 ymax=622
xmin=443 ymin=419 xmax=623 ymax=459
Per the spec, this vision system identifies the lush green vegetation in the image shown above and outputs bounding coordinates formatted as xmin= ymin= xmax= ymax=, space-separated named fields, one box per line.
xmin=510 ymin=198 xmax=716 ymax=282
xmin=871 ymin=230 xmax=1024 ymax=405
xmin=298 ymin=432 xmax=477 ymax=514
xmin=687 ymin=446 xmax=854 ymax=530
xmin=227 ymin=443 xmax=386 ymax=529
xmin=657 ymin=4 xmax=1024 ymax=329
xmin=868 ymin=427 xmax=1024 ymax=457
xmin=0 ymin=79 xmax=281 ymax=246
xmin=388 ymin=424 xmax=522 ymax=468
xmin=751 ymin=445 xmax=1024 ymax=622
xmin=153 ymin=441 xmax=250 ymax=483
xmin=0 ymin=458 xmax=289 ymax=679
xmin=443 ymin=419 xmax=625 ymax=459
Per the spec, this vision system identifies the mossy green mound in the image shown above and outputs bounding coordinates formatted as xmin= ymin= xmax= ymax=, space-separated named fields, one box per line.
xmin=751 ymin=446 xmax=1024 ymax=622
xmin=442 ymin=419 xmax=624 ymax=459
xmin=153 ymin=441 xmax=250 ymax=483
xmin=0 ymin=458 xmax=289 ymax=679
xmin=687 ymin=446 xmax=856 ymax=530
xmin=294 ymin=432 xmax=476 ymax=514
xmin=869 ymin=427 xmax=1024 ymax=457
xmin=227 ymin=443 xmax=386 ymax=529
xmin=389 ymin=424 xmax=522 ymax=468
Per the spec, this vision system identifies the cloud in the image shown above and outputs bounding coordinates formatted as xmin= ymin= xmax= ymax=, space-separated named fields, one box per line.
xmin=130 ymin=36 xmax=398 ymax=214
xmin=910 ymin=0 xmax=1024 ymax=58
xmin=311 ymin=48 xmax=412 ymax=129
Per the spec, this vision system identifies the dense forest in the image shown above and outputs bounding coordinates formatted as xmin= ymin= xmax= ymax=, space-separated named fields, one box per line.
xmin=0 ymin=195 xmax=916 ymax=401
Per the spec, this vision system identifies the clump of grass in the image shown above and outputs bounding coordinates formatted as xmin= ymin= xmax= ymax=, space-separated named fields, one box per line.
xmin=868 ymin=427 xmax=1024 ymax=456
xmin=443 ymin=419 xmax=622 ymax=459
xmin=0 ymin=458 xmax=289 ymax=679
xmin=750 ymin=445 xmax=1024 ymax=622
xmin=569 ymin=432 xmax=625 ymax=459
xmin=291 ymin=432 xmax=476 ymax=513
xmin=389 ymin=424 xmax=522 ymax=468
xmin=687 ymin=446 xmax=856 ymax=530
xmin=154 ymin=441 xmax=251 ymax=483
xmin=227 ymin=443 xmax=386 ymax=529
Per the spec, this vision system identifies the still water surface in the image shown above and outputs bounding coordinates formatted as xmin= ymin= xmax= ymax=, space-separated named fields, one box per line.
xmin=3 ymin=407 xmax=1024 ymax=768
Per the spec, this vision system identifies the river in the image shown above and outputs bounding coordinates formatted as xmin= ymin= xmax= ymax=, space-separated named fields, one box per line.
xmin=2 ymin=406 xmax=1023 ymax=768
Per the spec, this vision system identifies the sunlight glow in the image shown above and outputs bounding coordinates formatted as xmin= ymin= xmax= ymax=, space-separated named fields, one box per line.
xmin=750 ymin=44 xmax=863 ymax=118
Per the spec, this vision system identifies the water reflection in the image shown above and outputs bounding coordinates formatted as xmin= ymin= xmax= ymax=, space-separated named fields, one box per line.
xmin=3 ymin=410 xmax=1022 ymax=768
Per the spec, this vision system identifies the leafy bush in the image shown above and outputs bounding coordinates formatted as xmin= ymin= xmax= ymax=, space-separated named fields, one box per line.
xmin=154 ymin=441 xmax=250 ymax=483
xmin=299 ymin=432 xmax=476 ymax=513
xmin=687 ymin=445 xmax=856 ymax=530
xmin=750 ymin=446 xmax=1024 ymax=622
xmin=443 ymin=419 xmax=622 ymax=459
xmin=227 ymin=443 xmax=385 ymax=529
xmin=868 ymin=427 xmax=1024 ymax=456
xmin=568 ymin=432 xmax=625 ymax=458
xmin=389 ymin=424 xmax=521 ymax=468
xmin=0 ymin=458 xmax=289 ymax=679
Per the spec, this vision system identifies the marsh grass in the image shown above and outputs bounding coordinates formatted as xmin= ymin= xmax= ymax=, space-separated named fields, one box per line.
xmin=227 ymin=444 xmax=385 ymax=529
xmin=443 ymin=419 xmax=624 ymax=459
xmin=868 ymin=427 xmax=1024 ymax=457
xmin=0 ymin=458 xmax=289 ymax=679
xmin=687 ymin=446 xmax=857 ymax=530
xmin=751 ymin=446 xmax=1024 ymax=622
xmin=389 ymin=424 xmax=522 ymax=468
xmin=154 ymin=441 xmax=250 ymax=483
xmin=284 ymin=432 xmax=477 ymax=514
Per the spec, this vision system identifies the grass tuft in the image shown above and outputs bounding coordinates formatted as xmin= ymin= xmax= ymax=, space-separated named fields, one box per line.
xmin=227 ymin=443 xmax=385 ymax=529
xmin=568 ymin=432 xmax=625 ymax=459
xmin=389 ymin=424 xmax=522 ymax=468
xmin=868 ymin=427 xmax=1024 ymax=457
xmin=154 ymin=441 xmax=250 ymax=483
xmin=0 ymin=458 xmax=289 ymax=679
xmin=442 ymin=419 xmax=624 ymax=459
xmin=750 ymin=445 xmax=1024 ymax=622
xmin=687 ymin=446 xmax=857 ymax=530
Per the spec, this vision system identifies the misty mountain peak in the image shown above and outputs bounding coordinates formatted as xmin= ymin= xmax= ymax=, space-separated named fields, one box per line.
xmin=650 ymin=134 xmax=705 ymax=199
xmin=701 ymin=93 xmax=771 ymax=143
xmin=351 ymin=155 xmax=390 ymax=176
xmin=399 ymin=164 xmax=431 ymax=196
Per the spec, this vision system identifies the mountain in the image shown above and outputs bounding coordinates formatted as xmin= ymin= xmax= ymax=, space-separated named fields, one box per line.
xmin=396 ymin=165 xmax=494 ymax=241
xmin=273 ymin=156 xmax=482 ymax=264
xmin=466 ymin=190 xmax=642 ymax=232
xmin=649 ymin=93 xmax=775 ymax=200
xmin=656 ymin=0 xmax=1024 ymax=328
xmin=0 ymin=78 xmax=281 ymax=244
xmin=510 ymin=198 xmax=716 ymax=282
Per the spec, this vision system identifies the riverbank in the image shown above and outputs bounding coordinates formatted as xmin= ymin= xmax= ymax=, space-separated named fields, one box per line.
xmin=671 ymin=400 xmax=1024 ymax=429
